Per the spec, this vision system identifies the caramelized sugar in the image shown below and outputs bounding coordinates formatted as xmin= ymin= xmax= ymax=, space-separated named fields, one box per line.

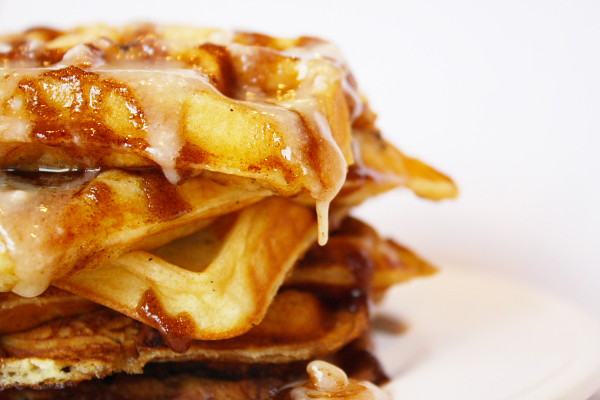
xmin=0 ymin=24 xmax=363 ymax=248
xmin=137 ymin=289 xmax=195 ymax=353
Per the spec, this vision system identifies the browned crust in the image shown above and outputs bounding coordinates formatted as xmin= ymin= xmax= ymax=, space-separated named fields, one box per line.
xmin=0 ymin=289 xmax=368 ymax=389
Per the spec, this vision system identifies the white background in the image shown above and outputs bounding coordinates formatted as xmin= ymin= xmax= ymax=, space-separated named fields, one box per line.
xmin=0 ymin=0 xmax=598 ymax=397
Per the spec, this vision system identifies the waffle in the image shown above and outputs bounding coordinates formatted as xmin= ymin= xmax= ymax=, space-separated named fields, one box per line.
xmin=0 ymin=126 xmax=454 ymax=300
xmin=0 ymin=24 xmax=363 ymax=246
xmin=0 ymin=216 xmax=429 ymax=389
xmin=0 ymin=287 xmax=99 ymax=335
xmin=0 ymin=292 xmax=368 ymax=389
xmin=0 ymin=24 xmax=458 ymax=395
xmin=57 ymin=197 xmax=319 ymax=342
xmin=0 ymin=338 xmax=386 ymax=400
xmin=0 ymin=24 xmax=456 ymax=245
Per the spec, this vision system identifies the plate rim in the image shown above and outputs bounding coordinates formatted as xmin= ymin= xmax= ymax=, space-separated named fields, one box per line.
xmin=373 ymin=267 xmax=600 ymax=400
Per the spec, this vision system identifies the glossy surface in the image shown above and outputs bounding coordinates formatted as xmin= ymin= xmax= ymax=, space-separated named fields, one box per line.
xmin=288 ymin=361 xmax=391 ymax=400
xmin=0 ymin=25 xmax=362 ymax=245
xmin=0 ymin=169 xmax=269 ymax=297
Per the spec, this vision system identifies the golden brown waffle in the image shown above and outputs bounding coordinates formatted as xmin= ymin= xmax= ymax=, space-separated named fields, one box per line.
xmin=0 ymin=338 xmax=385 ymax=400
xmin=285 ymin=217 xmax=437 ymax=300
xmin=0 ymin=126 xmax=455 ymax=299
xmin=0 ymin=24 xmax=457 ymax=246
xmin=0 ymin=290 xmax=368 ymax=389
xmin=0 ymin=215 xmax=429 ymax=389
xmin=344 ymin=127 xmax=458 ymax=203
xmin=0 ymin=287 xmax=99 ymax=335
xmin=57 ymin=197 xmax=319 ymax=342
xmin=0 ymin=24 xmax=361 ymax=245
xmin=0 ymin=169 xmax=270 ymax=297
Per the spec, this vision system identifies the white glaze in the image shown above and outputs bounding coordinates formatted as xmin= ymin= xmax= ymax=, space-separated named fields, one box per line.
xmin=0 ymin=26 xmax=368 ymax=294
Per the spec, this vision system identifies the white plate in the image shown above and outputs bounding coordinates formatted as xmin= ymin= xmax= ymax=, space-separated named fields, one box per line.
xmin=372 ymin=267 xmax=600 ymax=400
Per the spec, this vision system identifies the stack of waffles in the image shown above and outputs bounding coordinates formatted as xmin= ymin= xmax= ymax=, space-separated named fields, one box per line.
xmin=0 ymin=24 xmax=457 ymax=399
